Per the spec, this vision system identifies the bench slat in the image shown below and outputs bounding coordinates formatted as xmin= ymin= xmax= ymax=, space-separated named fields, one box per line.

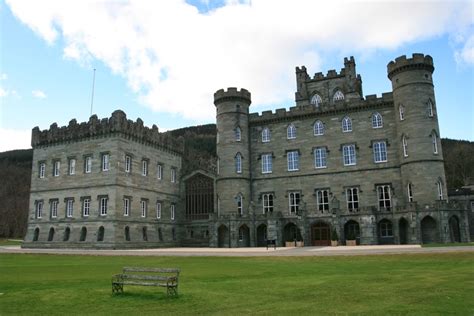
xmin=119 ymin=281 xmax=173 ymax=287
xmin=119 ymin=274 xmax=175 ymax=281
xmin=123 ymin=267 xmax=180 ymax=273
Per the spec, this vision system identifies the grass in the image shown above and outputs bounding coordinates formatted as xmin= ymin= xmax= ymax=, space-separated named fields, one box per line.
xmin=422 ymin=242 xmax=474 ymax=247
xmin=0 ymin=239 xmax=22 ymax=246
xmin=0 ymin=253 xmax=473 ymax=315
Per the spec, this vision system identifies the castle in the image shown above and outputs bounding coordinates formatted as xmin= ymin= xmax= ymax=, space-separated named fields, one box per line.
xmin=22 ymin=53 xmax=471 ymax=248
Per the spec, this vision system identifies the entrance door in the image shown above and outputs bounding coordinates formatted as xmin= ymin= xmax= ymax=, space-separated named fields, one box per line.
xmin=312 ymin=222 xmax=330 ymax=246
xmin=449 ymin=216 xmax=461 ymax=242
xmin=399 ymin=218 xmax=408 ymax=244
xmin=256 ymin=224 xmax=267 ymax=247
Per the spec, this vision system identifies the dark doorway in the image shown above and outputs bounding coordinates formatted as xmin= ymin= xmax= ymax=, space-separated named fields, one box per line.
xmin=48 ymin=227 xmax=55 ymax=242
xmin=125 ymin=226 xmax=130 ymax=241
xmin=33 ymin=228 xmax=40 ymax=242
xmin=449 ymin=216 xmax=461 ymax=242
xmin=238 ymin=225 xmax=250 ymax=247
xmin=344 ymin=220 xmax=361 ymax=245
xmin=312 ymin=222 xmax=331 ymax=246
xmin=218 ymin=225 xmax=229 ymax=248
xmin=256 ymin=224 xmax=267 ymax=247
xmin=399 ymin=218 xmax=409 ymax=244
xmin=63 ymin=227 xmax=70 ymax=241
xmin=283 ymin=223 xmax=302 ymax=245
xmin=378 ymin=219 xmax=394 ymax=244
xmin=142 ymin=227 xmax=148 ymax=241
xmin=80 ymin=227 xmax=87 ymax=242
xmin=97 ymin=226 xmax=104 ymax=242
xmin=421 ymin=216 xmax=438 ymax=244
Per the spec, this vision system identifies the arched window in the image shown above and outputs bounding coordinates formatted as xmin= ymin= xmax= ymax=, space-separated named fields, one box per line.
xmin=63 ymin=227 xmax=70 ymax=241
xmin=48 ymin=227 xmax=54 ymax=241
xmin=311 ymin=94 xmax=322 ymax=107
xmin=313 ymin=120 xmax=324 ymax=136
xmin=80 ymin=227 xmax=87 ymax=242
xmin=407 ymin=183 xmax=414 ymax=202
xmin=235 ymin=153 xmax=242 ymax=174
xmin=402 ymin=135 xmax=408 ymax=157
xmin=236 ymin=194 xmax=243 ymax=216
xmin=97 ymin=226 xmax=104 ymax=242
xmin=437 ymin=180 xmax=444 ymax=200
xmin=333 ymin=90 xmax=344 ymax=101
xmin=287 ymin=124 xmax=296 ymax=139
xmin=33 ymin=228 xmax=40 ymax=242
xmin=399 ymin=104 xmax=405 ymax=121
xmin=342 ymin=116 xmax=352 ymax=132
xmin=431 ymin=132 xmax=438 ymax=154
xmin=372 ymin=112 xmax=383 ymax=128
xmin=235 ymin=126 xmax=241 ymax=141
xmin=125 ymin=226 xmax=130 ymax=241
xmin=262 ymin=127 xmax=271 ymax=143
xmin=428 ymin=100 xmax=434 ymax=117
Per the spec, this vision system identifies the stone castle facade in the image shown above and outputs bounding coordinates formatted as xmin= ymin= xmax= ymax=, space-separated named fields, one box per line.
xmin=23 ymin=53 xmax=471 ymax=248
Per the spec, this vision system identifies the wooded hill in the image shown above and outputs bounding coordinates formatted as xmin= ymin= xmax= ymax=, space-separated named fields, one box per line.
xmin=0 ymin=125 xmax=472 ymax=238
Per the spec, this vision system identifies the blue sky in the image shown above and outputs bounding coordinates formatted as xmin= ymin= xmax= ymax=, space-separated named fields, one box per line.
xmin=0 ymin=0 xmax=473 ymax=152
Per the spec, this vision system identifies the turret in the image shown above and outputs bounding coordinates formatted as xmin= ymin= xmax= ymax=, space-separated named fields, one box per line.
xmin=388 ymin=54 xmax=447 ymax=205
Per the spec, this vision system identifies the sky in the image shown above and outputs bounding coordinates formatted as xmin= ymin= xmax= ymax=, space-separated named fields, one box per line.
xmin=0 ymin=0 xmax=473 ymax=152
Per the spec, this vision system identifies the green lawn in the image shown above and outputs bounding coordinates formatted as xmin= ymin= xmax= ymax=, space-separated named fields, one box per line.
xmin=0 ymin=239 xmax=22 ymax=246
xmin=422 ymin=242 xmax=474 ymax=247
xmin=0 ymin=253 xmax=473 ymax=315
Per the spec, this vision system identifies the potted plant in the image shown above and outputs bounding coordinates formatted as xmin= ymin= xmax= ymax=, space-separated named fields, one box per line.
xmin=346 ymin=231 xmax=357 ymax=246
xmin=331 ymin=229 xmax=338 ymax=247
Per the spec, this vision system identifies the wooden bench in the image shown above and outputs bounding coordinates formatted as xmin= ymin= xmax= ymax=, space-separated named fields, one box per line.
xmin=112 ymin=267 xmax=180 ymax=296
xmin=266 ymin=239 xmax=277 ymax=250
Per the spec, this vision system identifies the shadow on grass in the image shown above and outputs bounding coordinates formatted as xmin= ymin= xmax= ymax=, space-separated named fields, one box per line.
xmin=111 ymin=291 xmax=182 ymax=301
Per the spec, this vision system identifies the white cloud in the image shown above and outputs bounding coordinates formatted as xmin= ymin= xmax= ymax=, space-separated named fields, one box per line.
xmin=0 ymin=87 xmax=7 ymax=97
xmin=6 ymin=0 xmax=473 ymax=121
xmin=0 ymin=128 xmax=31 ymax=152
xmin=32 ymin=89 xmax=47 ymax=99
xmin=0 ymin=73 xmax=7 ymax=80
xmin=455 ymin=34 xmax=474 ymax=65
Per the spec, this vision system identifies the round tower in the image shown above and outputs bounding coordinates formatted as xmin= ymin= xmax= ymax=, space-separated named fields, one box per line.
xmin=214 ymin=88 xmax=252 ymax=247
xmin=388 ymin=54 xmax=447 ymax=206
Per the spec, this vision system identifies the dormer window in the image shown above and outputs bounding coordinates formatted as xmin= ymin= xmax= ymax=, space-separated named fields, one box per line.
xmin=310 ymin=94 xmax=322 ymax=107
xmin=342 ymin=116 xmax=352 ymax=132
xmin=372 ymin=112 xmax=383 ymax=128
xmin=333 ymin=90 xmax=344 ymax=101
xmin=287 ymin=124 xmax=296 ymax=139
xmin=235 ymin=127 xmax=241 ymax=141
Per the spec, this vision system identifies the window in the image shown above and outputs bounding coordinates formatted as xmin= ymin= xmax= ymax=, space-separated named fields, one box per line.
xmin=97 ymin=226 xmax=104 ymax=242
xmin=346 ymin=187 xmax=359 ymax=212
xmin=82 ymin=198 xmax=90 ymax=217
xmin=100 ymin=197 xmax=108 ymax=216
xmin=157 ymin=164 xmax=163 ymax=180
xmin=373 ymin=141 xmax=387 ymax=163
xmin=333 ymin=90 xmax=344 ymax=101
xmin=437 ymin=181 xmax=444 ymax=200
xmin=142 ymin=159 xmax=148 ymax=176
xmin=311 ymin=94 xmax=322 ymax=107
xmin=171 ymin=204 xmax=175 ymax=220
xmin=39 ymin=162 xmax=46 ymax=178
xmin=53 ymin=160 xmax=60 ymax=177
xmin=399 ymin=104 xmax=405 ymax=121
xmin=372 ymin=112 xmax=383 ymax=128
xmin=101 ymin=153 xmax=109 ymax=171
xmin=316 ymin=189 xmax=330 ymax=212
xmin=343 ymin=144 xmax=356 ymax=166
xmin=432 ymin=133 xmax=438 ymax=154
xmin=380 ymin=220 xmax=393 ymax=237
xmin=289 ymin=192 xmax=300 ymax=214
xmin=313 ymin=120 xmax=324 ymax=136
xmin=407 ymin=183 xmax=414 ymax=202
xmin=35 ymin=201 xmax=43 ymax=219
xmin=342 ymin=116 xmax=352 ymax=132
xmin=402 ymin=136 xmax=408 ymax=157
xmin=428 ymin=100 xmax=434 ymax=117
xmin=377 ymin=185 xmax=391 ymax=211
xmin=235 ymin=126 xmax=241 ymax=141
xmin=262 ymin=127 xmax=271 ymax=143
xmin=287 ymin=151 xmax=299 ymax=171
xmin=238 ymin=227 xmax=244 ymax=241
xmin=140 ymin=200 xmax=147 ymax=218
xmin=287 ymin=124 xmax=296 ymax=139
xmin=314 ymin=147 xmax=327 ymax=168
xmin=261 ymin=154 xmax=272 ymax=174
xmin=237 ymin=194 xmax=243 ymax=216
xmin=84 ymin=156 xmax=92 ymax=173
xmin=171 ymin=168 xmax=177 ymax=183
xmin=156 ymin=201 xmax=162 ymax=219
xmin=123 ymin=198 xmax=130 ymax=216
xmin=235 ymin=153 xmax=242 ymax=174
xmin=66 ymin=199 xmax=73 ymax=218
xmin=68 ymin=158 xmax=76 ymax=175
xmin=50 ymin=200 xmax=58 ymax=218
xmin=262 ymin=193 xmax=273 ymax=214
xmin=125 ymin=155 xmax=131 ymax=173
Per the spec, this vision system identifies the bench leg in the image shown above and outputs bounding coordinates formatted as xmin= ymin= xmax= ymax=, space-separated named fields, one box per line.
xmin=167 ymin=286 xmax=178 ymax=296
xmin=112 ymin=282 xmax=123 ymax=294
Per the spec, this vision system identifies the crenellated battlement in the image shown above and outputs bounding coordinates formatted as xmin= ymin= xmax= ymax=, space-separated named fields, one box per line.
xmin=31 ymin=110 xmax=185 ymax=154
xmin=214 ymin=87 xmax=251 ymax=106
xmin=387 ymin=53 xmax=434 ymax=79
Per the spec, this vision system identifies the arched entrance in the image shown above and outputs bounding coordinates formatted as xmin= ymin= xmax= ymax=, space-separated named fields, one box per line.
xmin=80 ymin=227 xmax=87 ymax=242
xmin=399 ymin=218 xmax=409 ymax=245
xmin=256 ymin=224 xmax=267 ymax=247
xmin=449 ymin=216 xmax=461 ymax=243
xmin=283 ymin=223 xmax=302 ymax=245
xmin=97 ymin=226 xmax=104 ymax=242
xmin=48 ymin=227 xmax=55 ymax=242
xmin=311 ymin=222 xmax=331 ymax=246
xmin=344 ymin=220 xmax=360 ymax=245
xmin=218 ymin=225 xmax=229 ymax=248
xmin=33 ymin=228 xmax=39 ymax=242
xmin=378 ymin=219 xmax=394 ymax=244
xmin=238 ymin=225 xmax=250 ymax=247
xmin=421 ymin=216 xmax=438 ymax=244
xmin=63 ymin=227 xmax=70 ymax=241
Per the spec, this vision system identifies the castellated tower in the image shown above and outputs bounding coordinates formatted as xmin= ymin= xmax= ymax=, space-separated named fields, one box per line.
xmin=214 ymin=88 xmax=252 ymax=247
xmin=388 ymin=54 xmax=447 ymax=205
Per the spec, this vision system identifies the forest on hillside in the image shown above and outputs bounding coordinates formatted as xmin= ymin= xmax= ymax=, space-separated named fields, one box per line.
xmin=0 ymin=125 xmax=472 ymax=238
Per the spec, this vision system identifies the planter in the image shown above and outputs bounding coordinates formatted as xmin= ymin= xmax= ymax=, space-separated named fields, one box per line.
xmin=331 ymin=240 xmax=338 ymax=247
xmin=285 ymin=241 xmax=295 ymax=247
xmin=296 ymin=241 xmax=304 ymax=247
xmin=346 ymin=240 xmax=357 ymax=246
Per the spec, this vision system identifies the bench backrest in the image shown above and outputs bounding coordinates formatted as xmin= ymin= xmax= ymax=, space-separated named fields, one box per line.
xmin=122 ymin=267 xmax=180 ymax=276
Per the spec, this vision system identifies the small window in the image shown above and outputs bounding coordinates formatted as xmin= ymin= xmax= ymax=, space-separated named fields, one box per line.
xmin=311 ymin=94 xmax=322 ymax=107
xmin=287 ymin=124 xmax=296 ymax=139
xmin=314 ymin=147 xmax=327 ymax=168
xmin=262 ymin=128 xmax=271 ymax=143
xmin=82 ymin=198 xmax=90 ymax=217
xmin=235 ymin=153 xmax=242 ymax=174
xmin=372 ymin=112 xmax=383 ymax=128
xmin=53 ymin=160 xmax=60 ymax=177
xmin=157 ymin=164 xmax=163 ymax=180
xmin=261 ymin=154 xmax=272 ymax=174
xmin=171 ymin=204 xmax=175 ymax=220
xmin=39 ymin=162 xmax=46 ymax=178
xmin=316 ymin=189 xmax=330 ymax=212
xmin=346 ymin=187 xmax=359 ymax=212
xmin=237 ymin=194 xmax=243 ymax=216
xmin=84 ymin=156 xmax=92 ymax=173
xmin=50 ymin=200 xmax=58 ymax=218
xmin=125 ymin=155 xmax=131 ymax=173
xmin=125 ymin=226 xmax=130 ymax=241
xmin=287 ymin=151 xmax=299 ymax=171
xmin=101 ymin=154 xmax=109 ymax=171
xmin=100 ymin=197 xmax=108 ymax=216
xmin=262 ymin=193 xmax=273 ymax=214
xmin=437 ymin=180 xmax=444 ymax=200
xmin=289 ymin=192 xmax=300 ymax=214
xmin=313 ymin=120 xmax=324 ymax=136
xmin=66 ymin=199 xmax=74 ymax=218
xmin=380 ymin=220 xmax=393 ymax=237
xmin=402 ymin=136 xmax=408 ymax=157
xmin=407 ymin=183 xmax=414 ymax=202
xmin=432 ymin=132 xmax=438 ymax=154
xmin=428 ymin=100 xmax=434 ymax=117
xmin=373 ymin=141 xmax=387 ymax=163
xmin=343 ymin=144 xmax=356 ymax=166
xmin=35 ymin=201 xmax=43 ymax=219
xmin=97 ymin=226 xmax=104 ymax=242
xmin=333 ymin=90 xmax=344 ymax=101
xmin=171 ymin=168 xmax=177 ymax=183
xmin=142 ymin=159 xmax=148 ymax=176
xmin=235 ymin=127 xmax=241 ymax=141
xmin=123 ymin=198 xmax=130 ymax=216
xmin=399 ymin=104 xmax=405 ymax=121
xmin=377 ymin=185 xmax=391 ymax=211
xmin=156 ymin=201 xmax=162 ymax=219
xmin=140 ymin=200 xmax=147 ymax=218
xmin=342 ymin=116 xmax=352 ymax=132
xmin=68 ymin=158 xmax=76 ymax=175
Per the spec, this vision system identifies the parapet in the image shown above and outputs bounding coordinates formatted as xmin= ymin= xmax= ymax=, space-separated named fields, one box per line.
xmin=31 ymin=110 xmax=185 ymax=154
xmin=387 ymin=53 xmax=434 ymax=79
xmin=214 ymin=87 xmax=251 ymax=106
